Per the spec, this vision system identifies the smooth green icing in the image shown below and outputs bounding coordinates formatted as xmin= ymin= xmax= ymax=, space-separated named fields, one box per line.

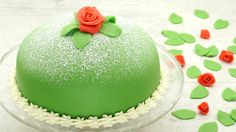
xmin=16 ymin=15 xmax=161 ymax=119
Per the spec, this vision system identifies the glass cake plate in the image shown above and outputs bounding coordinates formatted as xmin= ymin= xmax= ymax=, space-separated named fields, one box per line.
xmin=0 ymin=44 xmax=183 ymax=132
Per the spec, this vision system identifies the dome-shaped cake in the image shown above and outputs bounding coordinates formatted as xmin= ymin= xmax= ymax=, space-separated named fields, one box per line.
xmin=16 ymin=7 xmax=160 ymax=118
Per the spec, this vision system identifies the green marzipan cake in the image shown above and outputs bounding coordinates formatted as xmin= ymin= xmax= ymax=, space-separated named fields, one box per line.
xmin=16 ymin=14 xmax=161 ymax=118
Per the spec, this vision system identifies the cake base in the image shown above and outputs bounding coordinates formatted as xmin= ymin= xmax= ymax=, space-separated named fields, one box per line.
xmin=0 ymin=44 xmax=183 ymax=131
xmin=10 ymin=68 xmax=169 ymax=129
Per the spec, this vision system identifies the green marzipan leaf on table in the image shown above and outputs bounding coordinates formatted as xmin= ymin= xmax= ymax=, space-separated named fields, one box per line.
xmin=72 ymin=31 xmax=92 ymax=49
xmin=171 ymin=109 xmax=196 ymax=120
xmin=217 ymin=110 xmax=235 ymax=126
xmin=169 ymin=13 xmax=183 ymax=24
xmin=194 ymin=9 xmax=209 ymax=19
xmin=168 ymin=49 xmax=183 ymax=56
xmin=198 ymin=122 xmax=218 ymax=132
xmin=222 ymin=88 xmax=236 ymax=101
xmin=161 ymin=30 xmax=179 ymax=38
xmin=230 ymin=109 xmax=236 ymax=121
xmin=203 ymin=59 xmax=222 ymax=71
xmin=100 ymin=22 xmax=121 ymax=37
xmin=165 ymin=37 xmax=185 ymax=46
xmin=105 ymin=16 xmax=116 ymax=23
xmin=190 ymin=85 xmax=209 ymax=99
xmin=227 ymin=45 xmax=236 ymax=54
xmin=214 ymin=19 xmax=229 ymax=29
xmin=186 ymin=65 xmax=201 ymax=79
xmin=180 ymin=33 xmax=196 ymax=43
xmin=61 ymin=22 xmax=79 ymax=36
xmin=195 ymin=44 xmax=209 ymax=56
xmin=233 ymin=37 xmax=236 ymax=44
xmin=206 ymin=45 xmax=219 ymax=57
xmin=228 ymin=68 xmax=236 ymax=78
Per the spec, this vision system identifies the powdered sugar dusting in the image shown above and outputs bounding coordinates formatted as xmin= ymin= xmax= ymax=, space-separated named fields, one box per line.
xmin=17 ymin=13 xmax=158 ymax=86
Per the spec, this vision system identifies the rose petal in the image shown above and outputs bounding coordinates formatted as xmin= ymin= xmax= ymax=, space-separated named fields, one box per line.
xmin=80 ymin=23 xmax=102 ymax=35
xmin=76 ymin=6 xmax=105 ymax=34
xmin=77 ymin=7 xmax=104 ymax=26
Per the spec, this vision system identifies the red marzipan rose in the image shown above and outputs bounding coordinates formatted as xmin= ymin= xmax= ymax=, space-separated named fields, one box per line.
xmin=76 ymin=6 xmax=105 ymax=34
xmin=200 ymin=29 xmax=210 ymax=39
xmin=198 ymin=102 xmax=209 ymax=115
xmin=198 ymin=73 xmax=215 ymax=87
xmin=219 ymin=50 xmax=234 ymax=63
xmin=175 ymin=55 xmax=185 ymax=67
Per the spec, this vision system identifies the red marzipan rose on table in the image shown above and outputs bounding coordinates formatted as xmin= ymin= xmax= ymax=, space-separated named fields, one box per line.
xmin=76 ymin=6 xmax=105 ymax=34
xmin=175 ymin=55 xmax=185 ymax=67
xmin=198 ymin=73 xmax=215 ymax=87
xmin=219 ymin=50 xmax=234 ymax=63
xmin=197 ymin=102 xmax=209 ymax=115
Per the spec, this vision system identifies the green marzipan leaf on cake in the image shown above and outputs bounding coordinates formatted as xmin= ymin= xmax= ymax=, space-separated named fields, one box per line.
xmin=61 ymin=22 xmax=79 ymax=36
xmin=72 ymin=31 xmax=92 ymax=49
xmin=105 ymin=16 xmax=116 ymax=23
xmin=61 ymin=15 xmax=121 ymax=49
xmin=100 ymin=22 xmax=121 ymax=37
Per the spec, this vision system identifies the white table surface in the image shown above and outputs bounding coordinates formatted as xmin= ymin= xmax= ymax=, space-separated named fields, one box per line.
xmin=0 ymin=0 xmax=236 ymax=131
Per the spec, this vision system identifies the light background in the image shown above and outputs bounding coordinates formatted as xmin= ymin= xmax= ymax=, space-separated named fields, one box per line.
xmin=0 ymin=0 xmax=236 ymax=131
